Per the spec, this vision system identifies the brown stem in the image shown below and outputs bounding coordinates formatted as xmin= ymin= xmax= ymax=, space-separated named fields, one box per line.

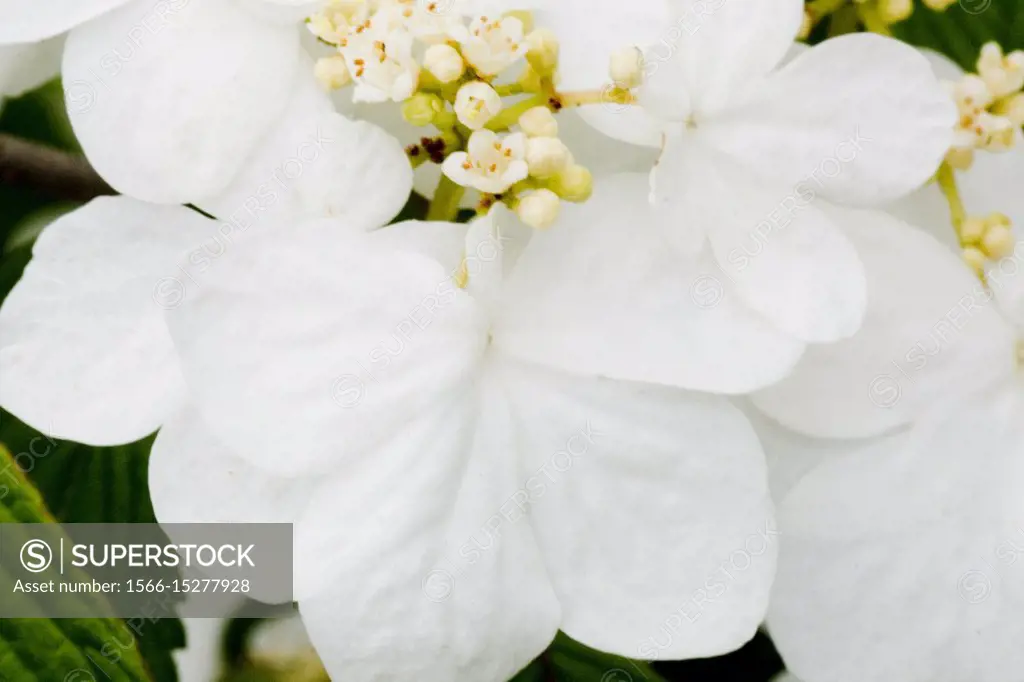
xmin=0 ymin=133 xmax=115 ymax=202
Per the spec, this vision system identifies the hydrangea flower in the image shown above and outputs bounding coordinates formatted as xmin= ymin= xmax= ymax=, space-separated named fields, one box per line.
xmin=1 ymin=0 xmax=294 ymax=202
xmin=540 ymin=0 xmax=955 ymax=344
xmin=750 ymin=212 xmax=1024 ymax=682
xmin=743 ymin=60 xmax=1024 ymax=681
xmin=0 ymin=193 xmax=802 ymax=678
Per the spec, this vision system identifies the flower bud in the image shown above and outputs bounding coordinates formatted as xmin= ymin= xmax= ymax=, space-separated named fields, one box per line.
xmin=454 ymin=81 xmax=502 ymax=130
xmin=402 ymin=93 xmax=445 ymax=127
xmin=549 ymin=164 xmax=593 ymax=203
xmin=516 ymin=189 xmax=561 ymax=229
xmin=945 ymin=146 xmax=975 ymax=171
xmin=525 ymin=29 xmax=559 ymax=76
xmin=962 ymin=245 xmax=988 ymax=276
xmin=994 ymin=93 xmax=1024 ymax=127
xmin=518 ymin=106 xmax=558 ymax=138
xmin=878 ymin=0 xmax=913 ymax=24
xmin=314 ymin=55 xmax=351 ymax=90
xmin=424 ymin=44 xmax=465 ymax=84
xmin=960 ymin=216 xmax=986 ymax=244
xmin=526 ymin=137 xmax=571 ymax=178
xmin=609 ymin=46 xmax=644 ymax=89
xmin=982 ymin=213 xmax=1015 ymax=259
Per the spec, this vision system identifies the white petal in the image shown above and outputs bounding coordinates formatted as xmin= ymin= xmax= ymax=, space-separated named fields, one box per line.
xmin=200 ymin=67 xmax=412 ymax=228
xmin=701 ymin=33 xmax=955 ymax=205
xmin=536 ymin=0 xmax=667 ymax=146
xmin=299 ymin=380 xmax=559 ymax=682
xmin=743 ymin=402 xmax=897 ymax=508
xmin=236 ymin=0 xmax=322 ymax=24
xmin=149 ymin=403 xmax=314 ymax=525
xmin=167 ymin=220 xmax=489 ymax=475
xmin=502 ymin=361 xmax=776 ymax=660
xmin=64 ymin=0 xmax=300 ymax=204
xmin=768 ymin=385 xmax=1024 ymax=682
xmin=0 ymin=37 xmax=63 ymax=99
xmin=662 ymin=146 xmax=867 ymax=344
xmin=559 ymin=109 xmax=660 ymax=172
xmin=671 ymin=0 xmax=804 ymax=114
xmin=0 ymin=197 xmax=214 ymax=445
xmin=0 ymin=0 xmax=132 ymax=43
xmin=752 ymin=209 xmax=1016 ymax=439
xmin=494 ymin=173 xmax=805 ymax=394
xmin=371 ymin=219 xmax=472 ymax=275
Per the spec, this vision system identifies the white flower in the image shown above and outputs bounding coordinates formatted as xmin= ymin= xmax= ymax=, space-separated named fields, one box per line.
xmin=0 ymin=38 xmax=62 ymax=103
xmin=314 ymin=53 xmax=352 ymax=90
xmin=518 ymin=105 xmax=559 ymax=138
xmin=608 ymin=45 xmax=644 ymax=88
xmin=423 ymin=43 xmax=465 ymax=83
xmin=453 ymin=80 xmax=502 ymax=129
xmin=524 ymin=136 xmax=571 ymax=178
xmin=978 ymin=42 xmax=1024 ymax=99
xmin=460 ymin=14 xmax=527 ymax=76
xmin=543 ymin=0 xmax=955 ymax=344
xmin=0 ymin=114 xmax=412 ymax=442
xmin=0 ymin=190 xmax=817 ymax=678
xmin=747 ymin=208 xmax=1024 ymax=682
xmin=442 ymin=129 xmax=529 ymax=193
xmin=340 ymin=25 xmax=421 ymax=103
xmin=515 ymin=188 xmax=560 ymax=228
xmin=0 ymin=0 xmax=313 ymax=205
xmin=740 ymin=52 xmax=1024 ymax=682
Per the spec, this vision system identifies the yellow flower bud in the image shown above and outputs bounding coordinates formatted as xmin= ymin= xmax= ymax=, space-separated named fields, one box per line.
xmin=549 ymin=164 xmax=593 ymax=203
xmin=402 ymin=93 xmax=445 ymax=127
xmin=516 ymin=189 xmax=561 ymax=229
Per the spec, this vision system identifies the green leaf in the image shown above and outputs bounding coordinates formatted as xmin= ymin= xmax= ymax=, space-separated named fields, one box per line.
xmin=511 ymin=633 xmax=667 ymax=682
xmin=0 ymin=445 xmax=154 ymax=682
xmin=0 ymin=412 xmax=187 ymax=682
xmin=892 ymin=0 xmax=1024 ymax=71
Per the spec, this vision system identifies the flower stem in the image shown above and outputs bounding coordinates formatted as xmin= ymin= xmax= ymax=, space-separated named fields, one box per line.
xmin=856 ymin=2 xmax=892 ymax=36
xmin=427 ymin=174 xmax=466 ymax=222
xmin=494 ymin=83 xmax=525 ymax=97
xmin=486 ymin=94 xmax=549 ymax=131
xmin=937 ymin=161 xmax=971 ymax=246
xmin=556 ymin=88 xmax=636 ymax=109
xmin=807 ymin=0 xmax=848 ymax=19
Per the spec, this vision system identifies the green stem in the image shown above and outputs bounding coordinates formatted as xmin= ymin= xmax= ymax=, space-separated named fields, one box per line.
xmin=807 ymin=0 xmax=849 ymax=18
xmin=937 ymin=162 xmax=966 ymax=232
xmin=494 ymin=83 xmax=525 ymax=97
xmin=427 ymin=175 xmax=466 ymax=222
xmin=857 ymin=2 xmax=892 ymax=35
xmin=487 ymin=94 xmax=549 ymax=131
xmin=829 ymin=4 xmax=861 ymax=37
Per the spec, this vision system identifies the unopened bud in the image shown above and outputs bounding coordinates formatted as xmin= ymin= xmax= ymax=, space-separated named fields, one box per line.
xmin=403 ymin=92 xmax=445 ymax=127
xmin=314 ymin=54 xmax=351 ymax=90
xmin=424 ymin=44 xmax=465 ymax=84
xmin=519 ymin=106 xmax=559 ymax=137
xmin=549 ymin=164 xmax=593 ymax=203
xmin=609 ymin=46 xmax=644 ymax=89
xmin=982 ymin=213 xmax=1015 ymax=259
xmin=526 ymin=29 xmax=559 ymax=76
xmin=516 ymin=189 xmax=561 ymax=229
xmin=526 ymin=137 xmax=571 ymax=178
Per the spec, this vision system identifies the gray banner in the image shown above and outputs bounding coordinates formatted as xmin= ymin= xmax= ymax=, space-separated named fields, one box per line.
xmin=0 ymin=523 xmax=293 ymax=618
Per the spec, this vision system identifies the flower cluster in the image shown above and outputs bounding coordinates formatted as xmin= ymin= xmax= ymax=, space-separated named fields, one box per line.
xmin=947 ymin=42 xmax=1024 ymax=169
xmin=307 ymin=0 xmax=609 ymax=228
xmin=2 ymin=2 xmax=1024 ymax=682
